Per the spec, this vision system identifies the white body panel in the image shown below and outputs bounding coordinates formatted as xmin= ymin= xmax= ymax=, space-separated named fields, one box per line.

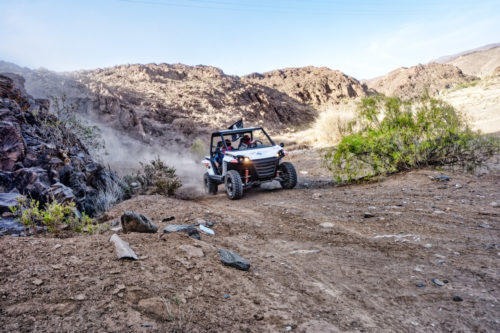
xmin=201 ymin=145 xmax=283 ymax=177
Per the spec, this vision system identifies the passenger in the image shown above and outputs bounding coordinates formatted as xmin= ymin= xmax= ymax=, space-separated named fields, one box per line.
xmin=214 ymin=141 xmax=224 ymax=169
xmin=223 ymin=138 xmax=233 ymax=153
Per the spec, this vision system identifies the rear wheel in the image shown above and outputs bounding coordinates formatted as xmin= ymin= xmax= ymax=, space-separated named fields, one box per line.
xmin=204 ymin=172 xmax=218 ymax=195
xmin=225 ymin=170 xmax=243 ymax=200
xmin=278 ymin=162 xmax=297 ymax=189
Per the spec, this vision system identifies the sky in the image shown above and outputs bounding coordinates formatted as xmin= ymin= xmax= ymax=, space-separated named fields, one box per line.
xmin=0 ymin=0 xmax=499 ymax=79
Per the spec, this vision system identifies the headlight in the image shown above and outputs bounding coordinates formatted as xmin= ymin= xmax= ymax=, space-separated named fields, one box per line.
xmin=237 ymin=156 xmax=251 ymax=163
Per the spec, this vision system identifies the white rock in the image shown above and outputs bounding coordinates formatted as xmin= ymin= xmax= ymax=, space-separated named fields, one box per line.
xmin=289 ymin=249 xmax=320 ymax=255
xmin=109 ymin=234 xmax=138 ymax=260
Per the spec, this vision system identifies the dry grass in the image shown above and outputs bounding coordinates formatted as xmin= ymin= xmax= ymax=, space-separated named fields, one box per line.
xmin=275 ymin=100 xmax=358 ymax=150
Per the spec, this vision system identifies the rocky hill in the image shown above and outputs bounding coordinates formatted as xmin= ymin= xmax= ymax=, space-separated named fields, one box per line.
xmin=243 ymin=66 xmax=366 ymax=109
xmin=436 ymin=44 xmax=500 ymax=77
xmin=366 ymin=62 xmax=476 ymax=100
xmin=0 ymin=62 xmax=367 ymax=149
xmin=0 ymin=74 xmax=127 ymax=217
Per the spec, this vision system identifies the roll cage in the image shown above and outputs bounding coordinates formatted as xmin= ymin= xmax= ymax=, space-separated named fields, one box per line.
xmin=209 ymin=126 xmax=275 ymax=159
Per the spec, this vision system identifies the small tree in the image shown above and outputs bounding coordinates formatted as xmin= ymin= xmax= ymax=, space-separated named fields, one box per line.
xmin=324 ymin=94 xmax=500 ymax=183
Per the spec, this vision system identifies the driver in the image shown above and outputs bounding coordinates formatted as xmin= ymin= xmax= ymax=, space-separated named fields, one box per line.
xmin=238 ymin=134 xmax=252 ymax=149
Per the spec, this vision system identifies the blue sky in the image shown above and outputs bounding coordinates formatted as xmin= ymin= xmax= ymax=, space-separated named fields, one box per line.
xmin=0 ymin=0 xmax=499 ymax=79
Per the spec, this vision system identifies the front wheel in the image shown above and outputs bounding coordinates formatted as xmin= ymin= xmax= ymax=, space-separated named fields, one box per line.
xmin=225 ymin=170 xmax=243 ymax=200
xmin=204 ymin=172 xmax=218 ymax=195
xmin=278 ymin=162 xmax=297 ymax=189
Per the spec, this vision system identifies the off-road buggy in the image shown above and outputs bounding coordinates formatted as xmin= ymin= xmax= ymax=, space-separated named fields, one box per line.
xmin=202 ymin=125 xmax=297 ymax=199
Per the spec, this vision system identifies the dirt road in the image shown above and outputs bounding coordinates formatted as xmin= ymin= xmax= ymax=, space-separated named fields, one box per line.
xmin=1 ymin=156 xmax=499 ymax=332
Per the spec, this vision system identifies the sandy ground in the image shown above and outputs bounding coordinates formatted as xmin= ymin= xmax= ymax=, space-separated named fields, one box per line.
xmin=1 ymin=152 xmax=500 ymax=332
xmin=441 ymin=76 xmax=500 ymax=134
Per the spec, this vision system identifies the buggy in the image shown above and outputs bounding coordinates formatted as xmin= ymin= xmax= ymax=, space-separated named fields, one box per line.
xmin=202 ymin=126 xmax=297 ymax=199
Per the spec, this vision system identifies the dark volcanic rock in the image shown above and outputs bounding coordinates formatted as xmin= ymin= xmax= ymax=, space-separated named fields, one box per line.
xmin=0 ymin=74 xmax=127 ymax=216
xmin=0 ymin=217 xmax=25 ymax=236
xmin=0 ymin=120 xmax=25 ymax=171
xmin=121 ymin=211 xmax=158 ymax=233
xmin=0 ymin=193 xmax=23 ymax=214
xmin=218 ymin=249 xmax=251 ymax=271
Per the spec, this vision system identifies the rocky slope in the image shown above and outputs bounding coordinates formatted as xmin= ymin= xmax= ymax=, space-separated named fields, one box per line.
xmin=437 ymin=44 xmax=500 ymax=77
xmin=366 ymin=62 xmax=476 ymax=100
xmin=243 ymin=66 xmax=366 ymax=109
xmin=0 ymin=74 xmax=127 ymax=217
xmin=0 ymin=62 xmax=367 ymax=148
xmin=73 ymin=63 xmax=322 ymax=144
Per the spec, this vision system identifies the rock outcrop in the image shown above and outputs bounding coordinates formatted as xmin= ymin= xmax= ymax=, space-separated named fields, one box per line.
xmin=366 ymin=63 xmax=477 ymax=100
xmin=243 ymin=66 xmax=367 ymax=109
xmin=0 ymin=74 xmax=127 ymax=216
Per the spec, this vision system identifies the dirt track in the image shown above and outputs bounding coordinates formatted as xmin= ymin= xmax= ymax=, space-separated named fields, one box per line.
xmin=1 ymin=154 xmax=499 ymax=332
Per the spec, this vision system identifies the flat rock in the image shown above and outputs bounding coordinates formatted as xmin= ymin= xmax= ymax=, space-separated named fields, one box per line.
xmin=289 ymin=249 xmax=321 ymax=255
xmin=0 ymin=217 xmax=25 ymax=235
xmin=432 ymin=278 xmax=445 ymax=287
xmin=179 ymin=245 xmax=204 ymax=258
xmin=32 ymin=279 xmax=43 ymax=286
xmin=433 ymin=175 xmax=450 ymax=181
xmin=320 ymin=222 xmax=334 ymax=228
xmin=109 ymin=234 xmax=138 ymax=260
xmin=219 ymin=249 xmax=250 ymax=271
xmin=121 ymin=211 xmax=157 ymax=233
xmin=199 ymin=224 xmax=214 ymax=235
xmin=163 ymin=224 xmax=200 ymax=239
xmin=0 ymin=193 xmax=23 ymax=214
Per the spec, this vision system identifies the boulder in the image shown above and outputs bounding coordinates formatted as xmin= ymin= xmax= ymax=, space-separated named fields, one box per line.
xmin=218 ymin=249 xmax=251 ymax=271
xmin=0 ymin=217 xmax=25 ymax=236
xmin=13 ymin=167 xmax=50 ymax=201
xmin=0 ymin=120 xmax=25 ymax=171
xmin=121 ymin=211 xmax=158 ymax=233
xmin=43 ymin=182 xmax=75 ymax=203
xmin=0 ymin=192 xmax=23 ymax=213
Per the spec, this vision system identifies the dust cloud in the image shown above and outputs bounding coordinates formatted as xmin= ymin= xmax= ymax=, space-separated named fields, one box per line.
xmin=96 ymin=125 xmax=207 ymax=198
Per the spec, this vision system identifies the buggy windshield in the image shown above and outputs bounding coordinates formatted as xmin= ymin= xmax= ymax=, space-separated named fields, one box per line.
xmin=212 ymin=128 xmax=275 ymax=155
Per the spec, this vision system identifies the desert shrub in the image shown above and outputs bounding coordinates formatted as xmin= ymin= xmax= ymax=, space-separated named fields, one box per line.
xmin=449 ymin=80 xmax=479 ymax=91
xmin=10 ymin=197 xmax=96 ymax=234
xmin=324 ymin=94 xmax=500 ymax=183
xmin=123 ymin=156 xmax=182 ymax=196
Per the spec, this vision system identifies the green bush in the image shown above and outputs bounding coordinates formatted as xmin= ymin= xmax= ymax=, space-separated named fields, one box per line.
xmin=10 ymin=198 xmax=96 ymax=234
xmin=123 ymin=156 xmax=182 ymax=196
xmin=324 ymin=94 xmax=500 ymax=183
